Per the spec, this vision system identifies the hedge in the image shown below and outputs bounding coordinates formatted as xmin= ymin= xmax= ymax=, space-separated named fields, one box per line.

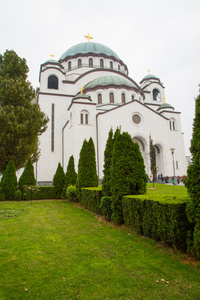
xmin=0 ymin=188 xmax=5 ymax=201
xmin=81 ymin=187 xmax=102 ymax=214
xmin=23 ymin=186 xmax=56 ymax=200
xmin=122 ymin=195 xmax=191 ymax=251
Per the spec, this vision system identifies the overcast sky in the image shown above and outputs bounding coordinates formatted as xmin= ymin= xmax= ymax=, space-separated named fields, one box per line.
xmin=1 ymin=0 xmax=199 ymax=156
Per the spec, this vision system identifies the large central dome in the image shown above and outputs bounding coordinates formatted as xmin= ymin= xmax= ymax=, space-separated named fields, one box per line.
xmin=59 ymin=42 xmax=121 ymax=61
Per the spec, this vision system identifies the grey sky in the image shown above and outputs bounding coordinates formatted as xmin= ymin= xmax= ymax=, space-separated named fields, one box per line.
xmin=1 ymin=0 xmax=200 ymax=156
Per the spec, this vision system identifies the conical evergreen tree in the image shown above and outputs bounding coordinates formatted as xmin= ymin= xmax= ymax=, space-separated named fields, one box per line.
xmin=62 ymin=156 xmax=77 ymax=196
xmin=1 ymin=160 xmax=17 ymax=199
xmin=149 ymin=136 xmax=157 ymax=188
xmin=76 ymin=138 xmax=98 ymax=201
xmin=53 ymin=162 xmax=65 ymax=198
xmin=18 ymin=158 xmax=36 ymax=194
xmin=111 ymin=132 xmax=147 ymax=223
xmin=185 ymin=94 xmax=200 ymax=256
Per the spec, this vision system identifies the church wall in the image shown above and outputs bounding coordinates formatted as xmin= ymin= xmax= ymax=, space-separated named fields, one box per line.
xmin=143 ymin=82 xmax=165 ymax=104
xmin=40 ymin=68 xmax=65 ymax=94
xmin=96 ymin=101 xmax=186 ymax=179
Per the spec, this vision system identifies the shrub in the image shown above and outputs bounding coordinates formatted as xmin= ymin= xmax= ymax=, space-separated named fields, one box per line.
xmin=14 ymin=190 xmax=22 ymax=201
xmin=122 ymin=195 xmax=189 ymax=250
xmin=53 ymin=163 xmax=65 ymax=198
xmin=100 ymin=196 xmax=112 ymax=221
xmin=18 ymin=158 xmax=36 ymax=195
xmin=0 ymin=188 xmax=5 ymax=201
xmin=0 ymin=160 xmax=17 ymax=200
xmin=23 ymin=186 xmax=56 ymax=200
xmin=81 ymin=187 xmax=102 ymax=214
xmin=66 ymin=185 xmax=77 ymax=202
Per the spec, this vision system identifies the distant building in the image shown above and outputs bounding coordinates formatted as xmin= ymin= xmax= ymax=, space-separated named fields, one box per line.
xmin=36 ymin=35 xmax=186 ymax=185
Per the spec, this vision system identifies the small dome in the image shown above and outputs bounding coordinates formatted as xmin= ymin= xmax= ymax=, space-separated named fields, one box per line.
xmin=84 ymin=76 xmax=135 ymax=90
xmin=73 ymin=93 xmax=91 ymax=100
xmin=157 ymin=103 xmax=174 ymax=111
xmin=59 ymin=42 xmax=120 ymax=61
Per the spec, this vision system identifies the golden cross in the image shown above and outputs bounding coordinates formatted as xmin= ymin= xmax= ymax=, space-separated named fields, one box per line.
xmin=84 ymin=33 xmax=93 ymax=42
xmin=147 ymin=69 xmax=150 ymax=75
xmin=163 ymin=97 xmax=166 ymax=104
xmin=80 ymin=86 xmax=84 ymax=94
xmin=51 ymin=54 xmax=55 ymax=60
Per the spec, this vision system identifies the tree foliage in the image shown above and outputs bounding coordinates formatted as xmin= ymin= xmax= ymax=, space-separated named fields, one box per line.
xmin=149 ymin=136 xmax=157 ymax=187
xmin=0 ymin=50 xmax=49 ymax=173
xmin=18 ymin=158 xmax=36 ymax=194
xmin=53 ymin=163 xmax=66 ymax=199
xmin=185 ymin=94 xmax=200 ymax=256
xmin=0 ymin=160 xmax=17 ymax=200
xmin=62 ymin=156 xmax=77 ymax=196
xmin=110 ymin=132 xmax=147 ymax=223
xmin=76 ymin=138 xmax=98 ymax=201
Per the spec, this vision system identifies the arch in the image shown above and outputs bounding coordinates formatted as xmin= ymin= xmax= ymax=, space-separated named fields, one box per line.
xmin=110 ymin=61 xmax=113 ymax=69
xmin=80 ymin=110 xmax=89 ymax=125
xmin=89 ymin=58 xmax=93 ymax=67
xmin=118 ymin=64 xmax=120 ymax=70
xmin=121 ymin=93 xmax=126 ymax=104
xmin=131 ymin=94 xmax=135 ymax=101
xmin=78 ymin=58 xmax=82 ymax=68
xmin=68 ymin=61 xmax=71 ymax=71
xmin=48 ymin=75 xmax=58 ymax=89
xmin=98 ymin=93 xmax=102 ymax=104
xmin=100 ymin=59 xmax=104 ymax=68
xmin=153 ymin=88 xmax=161 ymax=101
xmin=132 ymin=135 xmax=148 ymax=173
xmin=154 ymin=143 xmax=163 ymax=176
xmin=109 ymin=92 xmax=114 ymax=103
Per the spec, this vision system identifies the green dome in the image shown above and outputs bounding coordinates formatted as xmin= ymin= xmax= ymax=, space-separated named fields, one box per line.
xmin=158 ymin=103 xmax=174 ymax=110
xmin=84 ymin=76 xmax=135 ymax=90
xmin=59 ymin=42 xmax=120 ymax=61
xmin=142 ymin=74 xmax=159 ymax=80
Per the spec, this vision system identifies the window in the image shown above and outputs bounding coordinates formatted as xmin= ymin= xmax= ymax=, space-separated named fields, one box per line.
xmin=110 ymin=61 xmax=113 ymax=69
xmin=176 ymin=161 xmax=179 ymax=170
xmin=78 ymin=59 xmax=82 ymax=68
xmin=121 ymin=93 xmax=126 ymax=104
xmin=48 ymin=75 xmax=58 ymax=89
xmin=80 ymin=110 xmax=89 ymax=125
xmin=68 ymin=61 xmax=71 ymax=71
xmin=51 ymin=104 xmax=55 ymax=152
xmin=132 ymin=95 xmax=135 ymax=101
xmin=169 ymin=119 xmax=176 ymax=130
xmin=98 ymin=94 xmax=102 ymax=104
xmin=100 ymin=59 xmax=104 ymax=68
xmin=89 ymin=58 xmax=93 ymax=67
xmin=132 ymin=113 xmax=141 ymax=125
xmin=153 ymin=88 xmax=161 ymax=101
xmin=109 ymin=92 xmax=114 ymax=103
xmin=118 ymin=64 xmax=120 ymax=70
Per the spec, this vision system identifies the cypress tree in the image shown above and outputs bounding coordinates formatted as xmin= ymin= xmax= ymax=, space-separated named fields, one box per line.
xmin=1 ymin=160 xmax=17 ymax=200
xmin=111 ymin=132 xmax=147 ymax=223
xmin=149 ymin=136 xmax=157 ymax=188
xmin=53 ymin=162 xmax=65 ymax=198
xmin=76 ymin=138 xmax=98 ymax=201
xmin=18 ymin=158 xmax=36 ymax=194
xmin=185 ymin=94 xmax=200 ymax=256
xmin=62 ymin=155 xmax=77 ymax=196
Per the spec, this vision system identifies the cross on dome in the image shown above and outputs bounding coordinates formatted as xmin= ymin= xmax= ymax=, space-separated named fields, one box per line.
xmin=163 ymin=97 xmax=166 ymax=104
xmin=51 ymin=54 xmax=55 ymax=60
xmin=147 ymin=69 xmax=150 ymax=75
xmin=80 ymin=86 xmax=84 ymax=94
xmin=84 ymin=33 xmax=93 ymax=42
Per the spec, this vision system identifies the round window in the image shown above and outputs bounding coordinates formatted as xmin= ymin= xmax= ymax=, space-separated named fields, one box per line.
xmin=132 ymin=114 xmax=141 ymax=124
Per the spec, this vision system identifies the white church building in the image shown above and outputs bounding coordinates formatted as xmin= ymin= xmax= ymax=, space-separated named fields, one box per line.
xmin=36 ymin=34 xmax=186 ymax=185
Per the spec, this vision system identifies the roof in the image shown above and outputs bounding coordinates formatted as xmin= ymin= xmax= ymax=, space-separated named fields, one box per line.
xmin=59 ymin=42 xmax=120 ymax=61
xmin=84 ymin=76 xmax=135 ymax=90
xmin=157 ymin=103 xmax=174 ymax=110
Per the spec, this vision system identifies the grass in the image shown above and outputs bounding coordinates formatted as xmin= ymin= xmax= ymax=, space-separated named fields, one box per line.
xmin=146 ymin=183 xmax=189 ymax=197
xmin=0 ymin=192 xmax=200 ymax=299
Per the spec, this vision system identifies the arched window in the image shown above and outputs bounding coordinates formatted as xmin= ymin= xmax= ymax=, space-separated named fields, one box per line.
xmin=100 ymin=59 xmax=104 ymax=68
xmin=118 ymin=64 xmax=120 ymax=71
xmin=48 ymin=75 xmax=58 ymax=89
xmin=109 ymin=92 xmax=114 ymax=103
xmin=132 ymin=95 xmax=135 ymax=101
xmin=153 ymin=88 xmax=161 ymax=101
xmin=78 ymin=59 xmax=82 ymax=68
xmin=89 ymin=58 xmax=93 ymax=67
xmin=121 ymin=93 xmax=126 ymax=104
xmin=110 ymin=61 xmax=113 ymax=69
xmin=98 ymin=94 xmax=102 ymax=104
xmin=68 ymin=61 xmax=71 ymax=71
xmin=80 ymin=110 xmax=89 ymax=125
xmin=169 ymin=119 xmax=176 ymax=131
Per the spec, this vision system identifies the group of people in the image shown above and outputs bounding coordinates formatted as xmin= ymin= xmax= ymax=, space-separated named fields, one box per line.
xmin=148 ymin=174 xmax=186 ymax=184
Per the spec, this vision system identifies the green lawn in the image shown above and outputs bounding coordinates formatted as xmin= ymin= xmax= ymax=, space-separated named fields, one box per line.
xmin=0 ymin=198 xmax=199 ymax=300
